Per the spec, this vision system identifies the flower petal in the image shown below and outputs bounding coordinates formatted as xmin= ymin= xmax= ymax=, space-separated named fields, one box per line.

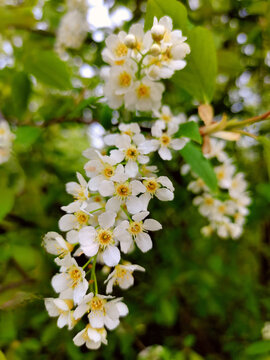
xmin=103 ymin=245 xmax=120 ymax=267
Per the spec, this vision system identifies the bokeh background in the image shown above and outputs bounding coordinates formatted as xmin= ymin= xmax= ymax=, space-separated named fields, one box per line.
xmin=0 ymin=0 xmax=270 ymax=359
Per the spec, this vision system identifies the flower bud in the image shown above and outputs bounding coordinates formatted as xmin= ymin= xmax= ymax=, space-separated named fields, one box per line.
xmin=150 ymin=44 xmax=161 ymax=56
xmin=151 ymin=24 xmax=165 ymax=42
xmin=124 ymin=34 xmax=137 ymax=49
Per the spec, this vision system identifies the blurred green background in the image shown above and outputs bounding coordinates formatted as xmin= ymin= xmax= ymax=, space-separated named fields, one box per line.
xmin=0 ymin=0 xmax=270 ymax=359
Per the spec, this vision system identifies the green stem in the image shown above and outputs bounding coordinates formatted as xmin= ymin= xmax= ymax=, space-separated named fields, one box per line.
xmin=91 ymin=254 xmax=98 ymax=295
xmin=121 ymin=205 xmax=132 ymax=221
xmin=89 ymin=207 xmax=104 ymax=214
xmin=82 ymin=257 xmax=93 ymax=270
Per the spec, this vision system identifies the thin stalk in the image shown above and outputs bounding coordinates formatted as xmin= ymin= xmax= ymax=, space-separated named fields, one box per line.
xmin=121 ymin=205 xmax=132 ymax=221
xmin=91 ymin=254 xmax=98 ymax=295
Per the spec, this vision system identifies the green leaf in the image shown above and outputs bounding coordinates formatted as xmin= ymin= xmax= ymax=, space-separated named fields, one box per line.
xmin=258 ymin=136 xmax=270 ymax=178
xmin=145 ymin=0 xmax=188 ymax=33
xmin=246 ymin=341 xmax=270 ymax=355
xmin=14 ymin=126 xmax=42 ymax=148
xmin=11 ymin=72 xmax=31 ymax=118
xmin=180 ymin=142 xmax=218 ymax=192
xmin=176 ymin=121 xmax=201 ymax=143
xmin=172 ymin=27 xmax=217 ymax=103
xmin=0 ymin=179 xmax=15 ymax=222
xmin=0 ymin=351 xmax=7 ymax=360
xmin=218 ymin=50 xmax=244 ymax=76
xmin=0 ymin=7 xmax=36 ymax=30
xmin=23 ymin=50 xmax=71 ymax=90
xmin=99 ymin=105 xmax=113 ymax=130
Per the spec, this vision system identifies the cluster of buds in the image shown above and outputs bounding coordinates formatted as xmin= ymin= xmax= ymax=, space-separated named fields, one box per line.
xmin=182 ymin=138 xmax=250 ymax=239
xmin=44 ymin=121 xmax=178 ymax=349
xmin=0 ymin=119 xmax=15 ymax=165
xmin=102 ymin=16 xmax=190 ymax=111
xmin=55 ymin=0 xmax=89 ymax=53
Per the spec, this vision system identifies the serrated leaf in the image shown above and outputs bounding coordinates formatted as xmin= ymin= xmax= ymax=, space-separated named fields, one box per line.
xmin=145 ymin=0 xmax=188 ymax=33
xmin=246 ymin=341 xmax=270 ymax=355
xmin=176 ymin=121 xmax=201 ymax=143
xmin=23 ymin=50 xmax=71 ymax=90
xmin=180 ymin=142 xmax=218 ymax=192
xmin=172 ymin=27 xmax=217 ymax=103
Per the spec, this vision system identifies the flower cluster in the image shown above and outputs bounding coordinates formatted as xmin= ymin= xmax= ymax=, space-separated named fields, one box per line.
xmin=0 ymin=119 xmax=15 ymax=165
xmin=55 ymin=0 xmax=89 ymax=53
xmin=102 ymin=16 xmax=190 ymax=111
xmin=44 ymin=121 xmax=176 ymax=349
xmin=183 ymin=138 xmax=251 ymax=239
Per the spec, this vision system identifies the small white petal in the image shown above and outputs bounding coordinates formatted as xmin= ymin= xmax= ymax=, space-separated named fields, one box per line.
xmin=99 ymin=180 xmax=115 ymax=197
xmin=158 ymin=147 xmax=172 ymax=160
xmin=156 ymin=188 xmax=174 ymax=201
xmin=135 ymin=233 xmax=153 ymax=252
xmin=103 ymin=245 xmax=120 ymax=267
xmin=98 ymin=211 xmax=116 ymax=229
xmin=143 ymin=219 xmax=162 ymax=231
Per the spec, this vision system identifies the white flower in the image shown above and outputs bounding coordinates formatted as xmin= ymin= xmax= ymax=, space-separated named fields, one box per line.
xmin=0 ymin=119 xmax=15 ymax=164
xmin=0 ymin=120 xmax=15 ymax=148
xmin=51 ymin=255 xmax=88 ymax=304
xmin=116 ymin=211 xmax=162 ymax=253
xmin=98 ymin=172 xmax=145 ymax=214
xmin=262 ymin=322 xmax=270 ymax=340
xmin=216 ymin=217 xmax=243 ymax=239
xmin=85 ymin=151 xmax=125 ymax=192
xmin=124 ymin=78 xmax=164 ymax=112
xmin=78 ymin=211 xmax=125 ymax=266
xmin=187 ymin=178 xmax=209 ymax=194
xmin=193 ymin=193 xmax=216 ymax=217
xmin=56 ymin=10 xmax=88 ymax=51
xmin=73 ymin=324 xmax=107 ymax=349
xmin=105 ymin=263 xmax=145 ymax=294
xmin=43 ymin=232 xmax=74 ymax=261
xmin=74 ymin=293 xmax=128 ymax=329
xmin=140 ymin=125 xmax=187 ymax=161
xmin=102 ymin=31 xmax=129 ymax=66
xmin=110 ymin=133 xmax=150 ymax=177
xmin=214 ymin=162 xmax=236 ymax=189
xmin=153 ymin=105 xmax=185 ymax=134
xmin=204 ymin=139 xmax=228 ymax=162
xmin=61 ymin=172 xmax=89 ymax=212
xmin=104 ymin=122 xmax=141 ymax=147
xmin=104 ymin=61 xmax=137 ymax=109
xmin=139 ymin=176 xmax=174 ymax=205
xmin=128 ymin=23 xmax=153 ymax=55
xmin=229 ymin=173 xmax=248 ymax=199
xmin=59 ymin=210 xmax=90 ymax=231
xmin=45 ymin=297 xmax=77 ymax=329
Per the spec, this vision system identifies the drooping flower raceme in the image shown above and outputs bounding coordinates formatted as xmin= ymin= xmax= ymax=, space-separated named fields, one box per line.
xmin=182 ymin=138 xmax=251 ymax=239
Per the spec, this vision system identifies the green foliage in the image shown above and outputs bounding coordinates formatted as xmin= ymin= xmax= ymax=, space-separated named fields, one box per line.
xmin=179 ymin=142 xmax=218 ymax=192
xmin=172 ymin=27 xmax=217 ymax=103
xmin=176 ymin=121 xmax=201 ymax=143
xmin=23 ymin=50 xmax=71 ymax=90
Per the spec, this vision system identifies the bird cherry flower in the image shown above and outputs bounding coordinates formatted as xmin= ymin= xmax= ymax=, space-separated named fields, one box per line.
xmin=104 ymin=263 xmax=145 ymax=294
xmin=73 ymin=324 xmax=108 ymax=350
xmin=51 ymin=254 xmax=88 ymax=304
xmin=116 ymin=211 xmax=162 ymax=253
xmin=73 ymin=293 xmax=128 ymax=330
xmin=139 ymin=176 xmax=175 ymax=204
xmin=45 ymin=297 xmax=77 ymax=329
xmin=78 ymin=211 xmax=125 ymax=267
xmin=145 ymin=122 xmax=188 ymax=160
xmin=153 ymin=105 xmax=186 ymax=134
xmin=102 ymin=31 xmax=129 ymax=66
xmin=43 ymin=231 xmax=74 ymax=262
